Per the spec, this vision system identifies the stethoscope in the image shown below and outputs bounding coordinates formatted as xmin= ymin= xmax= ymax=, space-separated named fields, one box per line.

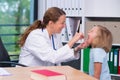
xmin=52 ymin=35 xmax=56 ymax=50
xmin=42 ymin=29 xmax=56 ymax=50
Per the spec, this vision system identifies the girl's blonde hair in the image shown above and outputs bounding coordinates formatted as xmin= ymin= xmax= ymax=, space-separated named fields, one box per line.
xmin=92 ymin=25 xmax=113 ymax=53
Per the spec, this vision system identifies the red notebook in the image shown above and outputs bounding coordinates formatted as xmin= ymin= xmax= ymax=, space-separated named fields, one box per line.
xmin=31 ymin=69 xmax=66 ymax=80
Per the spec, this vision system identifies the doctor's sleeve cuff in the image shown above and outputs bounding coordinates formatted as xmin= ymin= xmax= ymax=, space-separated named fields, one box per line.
xmin=65 ymin=44 xmax=80 ymax=59
xmin=74 ymin=48 xmax=80 ymax=59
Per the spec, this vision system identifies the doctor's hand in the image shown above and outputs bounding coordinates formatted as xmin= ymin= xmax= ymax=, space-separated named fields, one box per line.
xmin=68 ymin=32 xmax=84 ymax=48
xmin=74 ymin=40 xmax=89 ymax=53
xmin=77 ymin=40 xmax=89 ymax=49
xmin=74 ymin=40 xmax=89 ymax=54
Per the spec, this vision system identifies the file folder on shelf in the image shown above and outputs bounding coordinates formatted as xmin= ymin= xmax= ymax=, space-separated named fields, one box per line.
xmin=108 ymin=49 xmax=114 ymax=74
xmin=118 ymin=49 xmax=120 ymax=74
xmin=83 ymin=48 xmax=90 ymax=74
xmin=113 ymin=49 xmax=119 ymax=74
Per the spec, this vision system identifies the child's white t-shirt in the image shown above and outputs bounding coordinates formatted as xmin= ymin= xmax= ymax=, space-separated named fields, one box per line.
xmin=89 ymin=48 xmax=111 ymax=80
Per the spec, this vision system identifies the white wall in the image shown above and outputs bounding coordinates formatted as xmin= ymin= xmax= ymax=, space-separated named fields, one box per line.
xmin=84 ymin=0 xmax=120 ymax=17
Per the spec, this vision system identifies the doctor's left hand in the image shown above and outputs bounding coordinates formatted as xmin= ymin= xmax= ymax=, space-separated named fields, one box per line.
xmin=68 ymin=32 xmax=84 ymax=48
xmin=74 ymin=40 xmax=89 ymax=53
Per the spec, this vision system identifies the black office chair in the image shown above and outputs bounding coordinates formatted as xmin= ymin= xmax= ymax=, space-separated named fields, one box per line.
xmin=0 ymin=37 xmax=27 ymax=67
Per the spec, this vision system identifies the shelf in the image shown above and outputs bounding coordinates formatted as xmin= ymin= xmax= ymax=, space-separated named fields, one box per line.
xmin=38 ymin=0 xmax=120 ymax=76
xmin=112 ymin=44 xmax=120 ymax=47
xmin=111 ymin=74 xmax=120 ymax=77
xmin=85 ymin=15 xmax=120 ymax=18
xmin=85 ymin=17 xmax=120 ymax=21
xmin=66 ymin=15 xmax=82 ymax=18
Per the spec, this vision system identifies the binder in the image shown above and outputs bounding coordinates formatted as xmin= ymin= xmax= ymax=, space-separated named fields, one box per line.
xmin=118 ymin=49 xmax=120 ymax=74
xmin=71 ymin=0 xmax=75 ymax=16
xmin=78 ymin=0 xmax=82 ymax=16
xmin=67 ymin=0 xmax=72 ymax=16
xmin=113 ymin=49 xmax=118 ymax=74
xmin=64 ymin=0 xmax=68 ymax=15
xmin=83 ymin=47 xmax=90 ymax=73
xmin=74 ymin=0 xmax=79 ymax=16
xmin=66 ymin=18 xmax=72 ymax=41
xmin=60 ymin=27 xmax=68 ymax=42
xmin=108 ymin=49 xmax=114 ymax=73
xmin=58 ymin=0 xmax=64 ymax=10
xmin=46 ymin=0 xmax=52 ymax=9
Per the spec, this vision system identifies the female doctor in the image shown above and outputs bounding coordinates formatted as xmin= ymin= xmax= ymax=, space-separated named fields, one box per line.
xmin=18 ymin=7 xmax=84 ymax=66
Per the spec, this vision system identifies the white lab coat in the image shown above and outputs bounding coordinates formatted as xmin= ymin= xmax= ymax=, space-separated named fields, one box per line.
xmin=19 ymin=28 xmax=79 ymax=66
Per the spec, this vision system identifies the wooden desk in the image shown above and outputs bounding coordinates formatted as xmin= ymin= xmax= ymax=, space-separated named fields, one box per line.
xmin=0 ymin=66 xmax=97 ymax=80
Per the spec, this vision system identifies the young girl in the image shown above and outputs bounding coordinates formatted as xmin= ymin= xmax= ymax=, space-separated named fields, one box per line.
xmin=86 ymin=25 xmax=112 ymax=80
xmin=77 ymin=25 xmax=112 ymax=80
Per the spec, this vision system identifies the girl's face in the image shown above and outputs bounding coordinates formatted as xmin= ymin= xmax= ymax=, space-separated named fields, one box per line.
xmin=87 ymin=27 xmax=99 ymax=45
xmin=52 ymin=15 xmax=66 ymax=34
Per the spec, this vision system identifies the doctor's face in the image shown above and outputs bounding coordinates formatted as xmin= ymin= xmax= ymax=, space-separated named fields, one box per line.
xmin=52 ymin=15 xmax=66 ymax=33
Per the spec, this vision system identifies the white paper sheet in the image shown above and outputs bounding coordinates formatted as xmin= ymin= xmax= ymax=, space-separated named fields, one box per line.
xmin=0 ymin=68 xmax=11 ymax=76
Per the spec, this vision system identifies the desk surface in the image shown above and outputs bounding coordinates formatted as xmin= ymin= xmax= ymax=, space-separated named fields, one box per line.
xmin=0 ymin=66 xmax=97 ymax=80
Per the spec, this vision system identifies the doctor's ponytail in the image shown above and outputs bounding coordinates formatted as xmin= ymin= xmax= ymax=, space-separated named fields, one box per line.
xmin=19 ymin=20 xmax=44 ymax=47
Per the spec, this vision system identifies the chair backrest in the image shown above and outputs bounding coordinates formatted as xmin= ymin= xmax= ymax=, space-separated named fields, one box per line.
xmin=0 ymin=37 xmax=11 ymax=67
